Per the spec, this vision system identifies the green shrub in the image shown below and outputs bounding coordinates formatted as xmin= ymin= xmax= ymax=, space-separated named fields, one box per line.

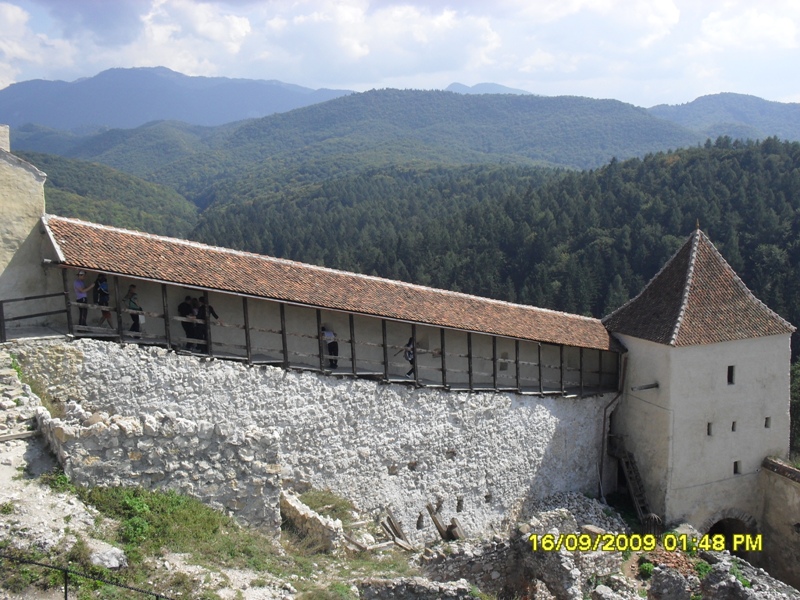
xmin=638 ymin=562 xmax=654 ymax=579
xmin=694 ymin=560 xmax=712 ymax=579
xmin=40 ymin=468 xmax=75 ymax=494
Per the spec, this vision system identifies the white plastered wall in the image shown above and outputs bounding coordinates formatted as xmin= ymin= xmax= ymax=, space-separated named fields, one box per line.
xmin=0 ymin=137 xmax=50 ymax=319
xmin=612 ymin=332 xmax=791 ymax=529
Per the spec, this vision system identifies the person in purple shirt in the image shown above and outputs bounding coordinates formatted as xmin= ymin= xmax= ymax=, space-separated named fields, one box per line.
xmin=73 ymin=270 xmax=94 ymax=327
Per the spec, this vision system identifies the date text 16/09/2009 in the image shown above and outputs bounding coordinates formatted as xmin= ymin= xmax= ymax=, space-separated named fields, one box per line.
xmin=528 ymin=533 xmax=763 ymax=553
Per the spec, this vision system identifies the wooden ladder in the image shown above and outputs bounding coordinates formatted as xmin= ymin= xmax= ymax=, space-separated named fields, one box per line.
xmin=617 ymin=449 xmax=651 ymax=522
xmin=608 ymin=436 xmax=651 ymax=523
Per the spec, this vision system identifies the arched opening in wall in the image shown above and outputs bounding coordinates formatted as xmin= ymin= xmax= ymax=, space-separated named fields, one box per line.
xmin=708 ymin=518 xmax=752 ymax=560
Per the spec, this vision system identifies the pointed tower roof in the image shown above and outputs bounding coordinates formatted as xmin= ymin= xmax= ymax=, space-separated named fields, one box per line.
xmin=603 ymin=229 xmax=794 ymax=346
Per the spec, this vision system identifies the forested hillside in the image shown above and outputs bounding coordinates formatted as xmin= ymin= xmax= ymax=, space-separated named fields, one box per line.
xmin=192 ymin=137 xmax=800 ymax=333
xmin=12 ymin=89 xmax=703 ymax=207
xmin=15 ymin=152 xmax=198 ymax=237
xmin=649 ymin=93 xmax=800 ymax=142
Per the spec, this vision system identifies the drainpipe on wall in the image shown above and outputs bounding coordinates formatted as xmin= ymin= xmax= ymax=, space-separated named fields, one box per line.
xmin=599 ymin=353 xmax=628 ymax=501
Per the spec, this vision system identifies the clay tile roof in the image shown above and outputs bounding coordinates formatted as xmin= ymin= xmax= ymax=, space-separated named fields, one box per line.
xmin=603 ymin=229 xmax=794 ymax=346
xmin=43 ymin=215 xmax=619 ymax=351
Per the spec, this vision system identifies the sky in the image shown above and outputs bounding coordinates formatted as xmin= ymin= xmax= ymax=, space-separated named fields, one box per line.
xmin=0 ymin=0 xmax=798 ymax=108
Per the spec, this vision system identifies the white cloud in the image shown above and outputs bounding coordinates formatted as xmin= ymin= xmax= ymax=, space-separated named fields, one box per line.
xmin=0 ymin=0 xmax=798 ymax=106
xmin=701 ymin=6 xmax=797 ymax=51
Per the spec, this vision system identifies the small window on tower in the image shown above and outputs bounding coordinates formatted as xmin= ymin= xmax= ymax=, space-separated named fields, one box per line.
xmin=733 ymin=461 xmax=741 ymax=475
xmin=732 ymin=421 xmax=737 ymax=432
xmin=727 ymin=365 xmax=735 ymax=385
xmin=765 ymin=417 xmax=771 ymax=429
xmin=707 ymin=423 xmax=713 ymax=436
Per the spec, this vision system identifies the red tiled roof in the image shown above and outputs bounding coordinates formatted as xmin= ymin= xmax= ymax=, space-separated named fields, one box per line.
xmin=43 ymin=215 xmax=619 ymax=351
xmin=603 ymin=229 xmax=794 ymax=346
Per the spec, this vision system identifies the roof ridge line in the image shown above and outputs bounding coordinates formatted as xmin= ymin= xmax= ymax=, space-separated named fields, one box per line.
xmin=669 ymin=230 xmax=700 ymax=345
xmin=43 ymin=214 xmax=601 ymax=324
xmin=700 ymin=230 xmax=795 ymax=333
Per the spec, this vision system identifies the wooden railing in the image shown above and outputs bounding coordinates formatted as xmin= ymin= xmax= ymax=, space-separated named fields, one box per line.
xmin=0 ymin=292 xmax=68 ymax=343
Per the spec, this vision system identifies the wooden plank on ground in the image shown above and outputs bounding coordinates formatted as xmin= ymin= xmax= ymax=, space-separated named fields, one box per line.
xmin=386 ymin=508 xmax=408 ymax=542
xmin=426 ymin=503 xmax=450 ymax=541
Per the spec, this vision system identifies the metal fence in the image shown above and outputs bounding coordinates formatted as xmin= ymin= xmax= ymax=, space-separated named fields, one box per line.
xmin=0 ymin=551 xmax=174 ymax=599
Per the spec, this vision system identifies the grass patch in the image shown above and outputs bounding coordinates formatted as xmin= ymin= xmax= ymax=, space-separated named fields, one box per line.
xmin=299 ymin=489 xmax=355 ymax=527
xmin=0 ymin=501 xmax=14 ymax=515
xmin=4 ymin=476 xmax=416 ymax=598
xmin=8 ymin=353 xmax=65 ymax=419
xmin=730 ymin=559 xmax=751 ymax=588
xmin=40 ymin=468 xmax=76 ymax=493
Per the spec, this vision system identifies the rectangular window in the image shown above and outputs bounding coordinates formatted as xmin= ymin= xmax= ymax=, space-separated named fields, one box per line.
xmin=765 ymin=417 xmax=771 ymax=428
xmin=733 ymin=461 xmax=741 ymax=475
xmin=732 ymin=421 xmax=737 ymax=432
xmin=727 ymin=365 xmax=735 ymax=384
xmin=707 ymin=423 xmax=713 ymax=436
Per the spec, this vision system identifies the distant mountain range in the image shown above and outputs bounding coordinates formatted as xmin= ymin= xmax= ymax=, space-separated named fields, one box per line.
xmin=0 ymin=67 xmax=353 ymax=129
xmin=2 ymin=67 xmax=799 ymax=145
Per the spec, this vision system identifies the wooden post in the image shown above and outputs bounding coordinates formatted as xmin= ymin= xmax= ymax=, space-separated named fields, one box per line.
xmin=280 ymin=303 xmax=289 ymax=368
xmin=467 ymin=332 xmax=473 ymax=391
xmin=382 ymin=319 xmax=389 ymax=380
xmin=62 ymin=268 xmax=74 ymax=336
xmin=0 ymin=302 xmax=6 ymax=344
xmin=205 ymin=294 xmax=214 ymax=357
xmin=515 ymin=339 xmax=521 ymax=392
xmin=411 ymin=323 xmax=418 ymax=384
xmin=440 ymin=328 xmax=447 ymax=388
xmin=349 ymin=314 xmax=357 ymax=375
xmin=113 ymin=276 xmax=123 ymax=339
xmin=598 ymin=350 xmax=603 ymax=392
xmin=243 ymin=297 xmax=252 ymax=364
xmin=579 ymin=347 xmax=584 ymax=398
xmin=560 ymin=345 xmax=565 ymax=394
xmin=492 ymin=336 xmax=498 ymax=390
xmin=161 ymin=284 xmax=171 ymax=348
xmin=317 ymin=309 xmax=325 ymax=371
xmin=537 ymin=343 xmax=543 ymax=394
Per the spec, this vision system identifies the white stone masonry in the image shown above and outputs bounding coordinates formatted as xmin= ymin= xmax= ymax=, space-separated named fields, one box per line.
xmin=16 ymin=338 xmax=614 ymax=542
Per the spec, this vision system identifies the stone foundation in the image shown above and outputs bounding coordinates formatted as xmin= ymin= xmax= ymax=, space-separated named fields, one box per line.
xmin=15 ymin=338 xmax=615 ymax=543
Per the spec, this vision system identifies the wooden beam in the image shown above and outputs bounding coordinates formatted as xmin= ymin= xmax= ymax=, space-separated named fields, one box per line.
xmin=515 ymin=339 xmax=521 ymax=392
xmin=426 ymin=503 xmax=450 ymax=541
xmin=161 ymin=284 xmax=172 ymax=349
xmin=579 ymin=347 xmax=584 ymax=398
xmin=538 ymin=343 xmax=543 ymax=394
xmin=560 ymin=345 xmax=565 ymax=394
xmin=467 ymin=332 xmax=473 ymax=391
xmin=243 ymin=297 xmax=252 ymax=364
xmin=598 ymin=350 xmax=603 ymax=391
xmin=349 ymin=314 xmax=357 ymax=375
xmin=317 ymin=309 xmax=325 ymax=371
xmin=411 ymin=323 xmax=418 ymax=384
xmin=382 ymin=319 xmax=389 ymax=380
xmin=62 ymin=268 xmax=74 ymax=335
xmin=386 ymin=508 xmax=408 ymax=542
xmin=492 ymin=336 xmax=498 ymax=390
xmin=205 ymin=294 xmax=214 ymax=357
xmin=440 ymin=328 xmax=447 ymax=388
xmin=280 ymin=303 xmax=289 ymax=368
xmin=113 ymin=275 xmax=123 ymax=339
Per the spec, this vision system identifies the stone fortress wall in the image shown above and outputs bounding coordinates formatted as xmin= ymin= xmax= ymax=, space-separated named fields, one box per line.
xmin=15 ymin=337 xmax=616 ymax=542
